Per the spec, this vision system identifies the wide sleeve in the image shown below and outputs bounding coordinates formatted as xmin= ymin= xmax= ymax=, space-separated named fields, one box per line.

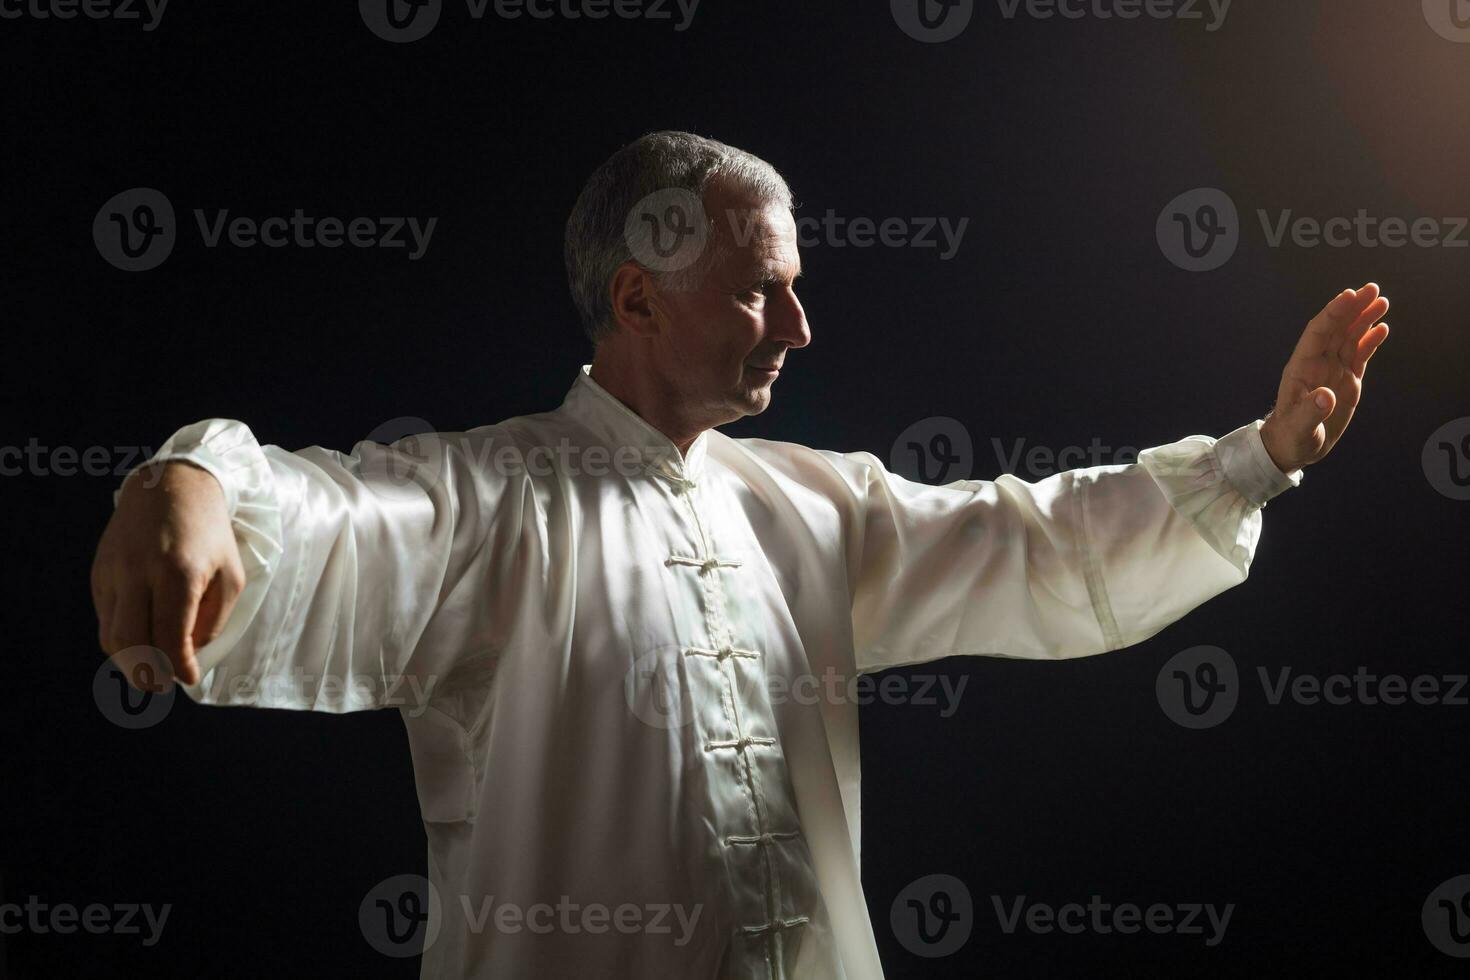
xmin=838 ymin=419 xmax=1302 ymax=672
xmin=112 ymin=418 xmax=524 ymax=712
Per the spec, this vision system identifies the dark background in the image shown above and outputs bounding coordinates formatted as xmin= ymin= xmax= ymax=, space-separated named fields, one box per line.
xmin=3 ymin=0 xmax=1468 ymax=976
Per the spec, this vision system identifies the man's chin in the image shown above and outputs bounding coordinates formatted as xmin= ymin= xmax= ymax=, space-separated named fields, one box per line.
xmin=729 ymin=384 xmax=773 ymax=418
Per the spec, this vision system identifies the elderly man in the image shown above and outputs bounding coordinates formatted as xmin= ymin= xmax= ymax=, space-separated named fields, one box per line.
xmin=91 ymin=131 xmax=1389 ymax=979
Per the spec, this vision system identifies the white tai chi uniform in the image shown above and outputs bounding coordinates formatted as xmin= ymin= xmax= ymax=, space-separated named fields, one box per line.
xmin=121 ymin=364 xmax=1299 ymax=978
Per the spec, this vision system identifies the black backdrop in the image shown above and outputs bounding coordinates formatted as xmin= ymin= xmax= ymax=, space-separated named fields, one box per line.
xmin=3 ymin=1 xmax=1468 ymax=976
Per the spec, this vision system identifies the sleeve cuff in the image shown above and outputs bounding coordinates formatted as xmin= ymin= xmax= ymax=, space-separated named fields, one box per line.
xmin=112 ymin=420 xmax=256 ymax=517
xmin=1215 ymin=419 xmax=1303 ymax=508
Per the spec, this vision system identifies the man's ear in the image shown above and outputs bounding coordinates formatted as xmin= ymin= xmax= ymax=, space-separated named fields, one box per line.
xmin=609 ymin=261 xmax=665 ymax=339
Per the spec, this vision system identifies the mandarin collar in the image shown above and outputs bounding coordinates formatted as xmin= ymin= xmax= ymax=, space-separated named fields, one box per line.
xmin=559 ymin=364 xmax=710 ymax=481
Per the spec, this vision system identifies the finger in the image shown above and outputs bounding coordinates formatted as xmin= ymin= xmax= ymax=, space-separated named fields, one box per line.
xmin=106 ymin=585 xmax=151 ymax=658
xmin=1293 ymin=286 xmax=1377 ymax=361
xmin=191 ymin=566 xmax=244 ymax=661
xmin=103 ymin=593 xmax=169 ymax=693
xmin=97 ymin=586 xmax=117 ymax=655
xmin=151 ymin=568 xmax=202 ymax=686
xmin=89 ymin=556 xmax=107 ymax=614
xmin=90 ymin=549 xmax=116 ymax=639
xmin=1342 ymin=296 xmax=1389 ymax=359
xmin=1353 ymin=322 xmax=1389 ymax=375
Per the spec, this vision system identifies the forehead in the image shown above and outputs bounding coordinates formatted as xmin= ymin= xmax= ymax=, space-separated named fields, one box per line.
xmin=703 ymin=180 xmax=800 ymax=274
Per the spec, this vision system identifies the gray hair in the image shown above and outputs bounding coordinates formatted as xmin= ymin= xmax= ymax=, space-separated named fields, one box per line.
xmin=564 ymin=130 xmax=794 ymax=345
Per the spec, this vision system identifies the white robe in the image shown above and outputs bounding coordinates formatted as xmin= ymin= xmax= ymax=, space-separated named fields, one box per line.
xmin=121 ymin=365 xmax=1300 ymax=978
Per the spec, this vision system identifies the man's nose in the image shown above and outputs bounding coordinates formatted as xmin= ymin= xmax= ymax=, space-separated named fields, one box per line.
xmin=770 ymin=289 xmax=811 ymax=349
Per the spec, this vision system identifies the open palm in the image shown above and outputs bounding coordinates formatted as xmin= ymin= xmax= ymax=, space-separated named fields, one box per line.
xmin=1260 ymin=283 xmax=1391 ymax=474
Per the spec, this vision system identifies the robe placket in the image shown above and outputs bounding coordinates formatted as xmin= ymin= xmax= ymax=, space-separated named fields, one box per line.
xmin=651 ymin=457 xmax=810 ymax=980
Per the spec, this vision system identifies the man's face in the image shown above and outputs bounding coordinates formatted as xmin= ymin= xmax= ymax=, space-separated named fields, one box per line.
xmin=650 ymin=181 xmax=810 ymax=427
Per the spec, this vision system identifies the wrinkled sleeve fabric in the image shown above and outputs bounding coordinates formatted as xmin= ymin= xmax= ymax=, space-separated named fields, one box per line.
xmin=831 ymin=419 xmax=1301 ymax=672
xmin=113 ymin=418 xmax=518 ymax=712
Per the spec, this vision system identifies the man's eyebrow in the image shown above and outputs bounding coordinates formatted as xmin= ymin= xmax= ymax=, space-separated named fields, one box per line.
xmin=756 ymin=263 xmax=803 ymax=284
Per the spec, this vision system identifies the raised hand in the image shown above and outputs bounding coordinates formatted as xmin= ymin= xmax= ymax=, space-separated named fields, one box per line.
xmin=1259 ymin=283 xmax=1391 ymax=474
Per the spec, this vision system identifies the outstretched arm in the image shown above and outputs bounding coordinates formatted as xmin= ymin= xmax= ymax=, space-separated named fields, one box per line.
xmin=837 ymin=284 xmax=1390 ymax=671
xmin=92 ymin=420 xmax=525 ymax=710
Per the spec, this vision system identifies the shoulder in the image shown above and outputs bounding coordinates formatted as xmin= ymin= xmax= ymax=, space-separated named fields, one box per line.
xmin=711 ymin=432 xmax=889 ymax=503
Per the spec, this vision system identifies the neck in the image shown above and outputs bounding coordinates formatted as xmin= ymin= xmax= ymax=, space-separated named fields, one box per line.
xmin=588 ymin=345 xmax=707 ymax=457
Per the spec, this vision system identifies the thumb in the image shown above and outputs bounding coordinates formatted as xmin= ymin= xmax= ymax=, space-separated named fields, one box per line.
xmin=1306 ymin=386 xmax=1335 ymax=421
